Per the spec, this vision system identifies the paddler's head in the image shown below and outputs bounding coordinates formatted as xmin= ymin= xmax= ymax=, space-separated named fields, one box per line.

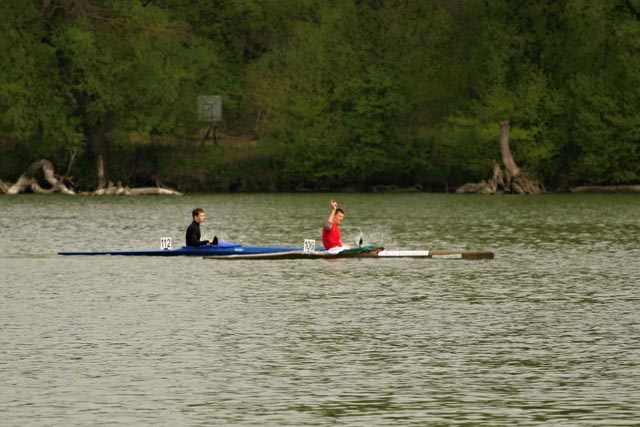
xmin=192 ymin=208 xmax=206 ymax=223
xmin=334 ymin=208 xmax=345 ymax=225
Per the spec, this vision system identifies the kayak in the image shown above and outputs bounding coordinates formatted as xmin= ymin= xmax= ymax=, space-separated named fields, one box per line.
xmin=58 ymin=240 xmax=494 ymax=260
xmin=204 ymin=246 xmax=494 ymax=260
xmin=57 ymin=241 xmax=301 ymax=257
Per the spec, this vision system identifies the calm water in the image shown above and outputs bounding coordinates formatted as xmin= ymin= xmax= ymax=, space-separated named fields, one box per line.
xmin=1 ymin=193 xmax=639 ymax=426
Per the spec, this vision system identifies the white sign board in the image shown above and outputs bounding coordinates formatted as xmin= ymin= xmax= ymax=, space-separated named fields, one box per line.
xmin=198 ymin=95 xmax=222 ymax=123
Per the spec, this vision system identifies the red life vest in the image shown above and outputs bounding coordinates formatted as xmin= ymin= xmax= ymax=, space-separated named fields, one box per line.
xmin=322 ymin=223 xmax=341 ymax=250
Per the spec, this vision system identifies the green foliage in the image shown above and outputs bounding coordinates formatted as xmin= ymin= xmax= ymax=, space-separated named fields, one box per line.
xmin=1 ymin=0 xmax=639 ymax=190
xmin=538 ymin=0 xmax=640 ymax=185
xmin=0 ymin=0 xmax=82 ymax=167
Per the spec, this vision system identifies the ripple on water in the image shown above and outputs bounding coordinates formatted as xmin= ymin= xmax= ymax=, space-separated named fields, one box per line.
xmin=1 ymin=194 xmax=639 ymax=426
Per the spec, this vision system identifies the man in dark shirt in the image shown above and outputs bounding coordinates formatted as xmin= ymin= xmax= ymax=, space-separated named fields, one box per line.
xmin=186 ymin=208 xmax=217 ymax=246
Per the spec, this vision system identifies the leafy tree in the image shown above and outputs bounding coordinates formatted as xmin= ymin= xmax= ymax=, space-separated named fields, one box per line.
xmin=543 ymin=0 xmax=640 ymax=185
xmin=0 ymin=0 xmax=81 ymax=172
xmin=2 ymin=0 xmax=639 ymax=191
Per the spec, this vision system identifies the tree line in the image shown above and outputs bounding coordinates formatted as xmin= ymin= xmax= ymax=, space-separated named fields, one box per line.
xmin=1 ymin=0 xmax=639 ymax=192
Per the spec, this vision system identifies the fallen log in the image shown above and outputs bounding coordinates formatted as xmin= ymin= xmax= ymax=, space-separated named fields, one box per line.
xmin=5 ymin=159 xmax=75 ymax=195
xmin=571 ymin=185 xmax=640 ymax=193
xmin=1 ymin=159 xmax=182 ymax=196
xmin=456 ymin=161 xmax=504 ymax=194
xmin=86 ymin=181 xmax=183 ymax=196
xmin=0 ymin=179 xmax=10 ymax=193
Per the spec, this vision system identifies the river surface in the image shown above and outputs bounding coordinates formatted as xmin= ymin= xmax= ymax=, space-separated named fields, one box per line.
xmin=1 ymin=193 xmax=639 ymax=426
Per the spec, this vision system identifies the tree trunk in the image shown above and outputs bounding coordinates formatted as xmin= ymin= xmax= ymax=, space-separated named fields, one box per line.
xmin=456 ymin=120 xmax=543 ymax=195
xmin=500 ymin=120 xmax=520 ymax=177
xmin=96 ymin=154 xmax=106 ymax=190
xmin=87 ymin=119 xmax=112 ymax=191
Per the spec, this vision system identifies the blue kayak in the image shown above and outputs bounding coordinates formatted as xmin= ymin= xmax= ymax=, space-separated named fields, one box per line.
xmin=58 ymin=241 xmax=301 ymax=257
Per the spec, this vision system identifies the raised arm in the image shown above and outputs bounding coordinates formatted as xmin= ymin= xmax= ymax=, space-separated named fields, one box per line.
xmin=324 ymin=199 xmax=338 ymax=230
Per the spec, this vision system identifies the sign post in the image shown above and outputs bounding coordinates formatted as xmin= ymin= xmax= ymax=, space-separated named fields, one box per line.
xmin=198 ymin=95 xmax=222 ymax=144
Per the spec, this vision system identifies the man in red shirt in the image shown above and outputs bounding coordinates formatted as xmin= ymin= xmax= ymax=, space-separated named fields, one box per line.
xmin=322 ymin=199 xmax=347 ymax=250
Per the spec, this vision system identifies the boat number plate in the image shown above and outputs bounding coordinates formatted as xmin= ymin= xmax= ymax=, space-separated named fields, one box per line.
xmin=160 ymin=237 xmax=172 ymax=250
xmin=304 ymin=239 xmax=316 ymax=252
